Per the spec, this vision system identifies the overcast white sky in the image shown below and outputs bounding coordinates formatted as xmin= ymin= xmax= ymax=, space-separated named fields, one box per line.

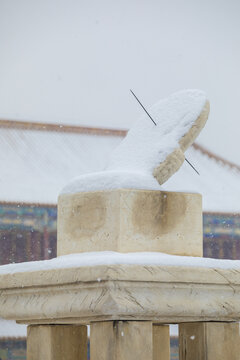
xmin=0 ymin=0 xmax=240 ymax=164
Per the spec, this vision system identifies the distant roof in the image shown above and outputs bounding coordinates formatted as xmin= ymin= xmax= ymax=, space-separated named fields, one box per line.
xmin=0 ymin=118 xmax=127 ymax=136
xmin=0 ymin=119 xmax=239 ymax=212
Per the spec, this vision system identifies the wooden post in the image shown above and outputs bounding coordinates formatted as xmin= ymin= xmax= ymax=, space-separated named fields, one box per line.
xmin=90 ymin=321 xmax=152 ymax=360
xmin=153 ymin=325 xmax=170 ymax=360
xmin=179 ymin=322 xmax=240 ymax=360
xmin=27 ymin=325 xmax=87 ymax=360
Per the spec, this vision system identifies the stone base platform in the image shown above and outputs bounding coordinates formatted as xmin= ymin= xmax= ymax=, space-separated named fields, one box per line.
xmin=0 ymin=262 xmax=239 ymax=325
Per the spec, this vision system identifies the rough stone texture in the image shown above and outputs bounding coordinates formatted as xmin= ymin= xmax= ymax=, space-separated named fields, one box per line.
xmin=90 ymin=321 xmax=152 ymax=360
xmin=27 ymin=325 xmax=87 ymax=360
xmin=179 ymin=322 xmax=240 ymax=360
xmin=153 ymin=100 xmax=210 ymax=184
xmin=57 ymin=189 xmax=202 ymax=256
xmin=1 ymin=264 xmax=240 ymax=325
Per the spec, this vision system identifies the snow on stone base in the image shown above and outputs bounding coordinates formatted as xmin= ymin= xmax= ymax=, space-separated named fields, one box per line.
xmin=1 ymin=251 xmax=240 ymax=276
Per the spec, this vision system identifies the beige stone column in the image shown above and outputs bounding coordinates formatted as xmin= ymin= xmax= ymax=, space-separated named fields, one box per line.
xmin=179 ymin=322 xmax=240 ymax=360
xmin=27 ymin=325 xmax=87 ymax=360
xmin=90 ymin=321 xmax=152 ymax=360
xmin=153 ymin=325 xmax=170 ymax=360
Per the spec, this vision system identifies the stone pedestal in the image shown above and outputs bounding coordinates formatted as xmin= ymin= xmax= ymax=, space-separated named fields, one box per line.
xmin=1 ymin=189 xmax=239 ymax=360
xmin=58 ymin=189 xmax=203 ymax=256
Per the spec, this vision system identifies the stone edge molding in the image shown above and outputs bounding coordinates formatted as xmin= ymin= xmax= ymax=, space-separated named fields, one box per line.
xmin=0 ymin=264 xmax=240 ymax=324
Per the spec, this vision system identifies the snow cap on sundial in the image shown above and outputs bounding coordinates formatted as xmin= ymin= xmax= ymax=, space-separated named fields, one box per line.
xmin=62 ymin=89 xmax=209 ymax=194
xmin=107 ymin=89 xmax=209 ymax=185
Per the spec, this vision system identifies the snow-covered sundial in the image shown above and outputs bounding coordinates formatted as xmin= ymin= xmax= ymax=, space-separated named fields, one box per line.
xmin=1 ymin=90 xmax=239 ymax=360
xmin=62 ymin=89 xmax=210 ymax=194
xmin=58 ymin=89 xmax=210 ymax=257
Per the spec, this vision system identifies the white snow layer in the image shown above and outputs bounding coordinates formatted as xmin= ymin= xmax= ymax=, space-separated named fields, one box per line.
xmin=62 ymin=89 xmax=207 ymax=194
xmin=62 ymin=170 xmax=161 ymax=194
xmin=1 ymin=251 xmax=240 ymax=276
xmin=107 ymin=89 xmax=206 ymax=173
